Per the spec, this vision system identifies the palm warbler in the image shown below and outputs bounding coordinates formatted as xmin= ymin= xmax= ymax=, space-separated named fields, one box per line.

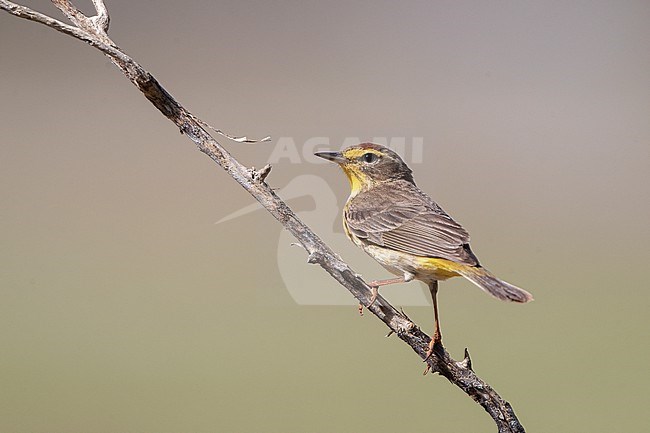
xmin=315 ymin=143 xmax=533 ymax=357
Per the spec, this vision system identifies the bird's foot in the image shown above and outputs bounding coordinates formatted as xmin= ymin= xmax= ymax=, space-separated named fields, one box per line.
xmin=422 ymin=330 xmax=443 ymax=375
xmin=422 ymin=330 xmax=442 ymax=375
xmin=424 ymin=331 xmax=442 ymax=360
xmin=358 ymin=285 xmax=380 ymax=316
xmin=368 ymin=285 xmax=379 ymax=306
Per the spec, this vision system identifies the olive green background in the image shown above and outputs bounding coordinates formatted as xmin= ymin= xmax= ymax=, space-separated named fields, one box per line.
xmin=1 ymin=1 xmax=649 ymax=432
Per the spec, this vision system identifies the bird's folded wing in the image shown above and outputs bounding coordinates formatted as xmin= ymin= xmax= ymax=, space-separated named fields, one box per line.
xmin=346 ymin=198 xmax=479 ymax=266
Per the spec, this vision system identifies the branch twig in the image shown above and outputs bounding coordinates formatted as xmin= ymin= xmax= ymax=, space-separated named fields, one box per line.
xmin=0 ymin=2 xmax=526 ymax=431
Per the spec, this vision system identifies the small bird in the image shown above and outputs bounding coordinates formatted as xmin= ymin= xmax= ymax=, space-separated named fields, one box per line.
xmin=315 ymin=143 xmax=533 ymax=358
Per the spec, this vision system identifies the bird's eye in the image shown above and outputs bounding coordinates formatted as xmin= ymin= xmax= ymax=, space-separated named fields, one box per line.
xmin=362 ymin=152 xmax=379 ymax=164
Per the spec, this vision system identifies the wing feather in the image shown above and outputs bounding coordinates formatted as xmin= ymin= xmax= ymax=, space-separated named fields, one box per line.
xmin=345 ymin=181 xmax=479 ymax=266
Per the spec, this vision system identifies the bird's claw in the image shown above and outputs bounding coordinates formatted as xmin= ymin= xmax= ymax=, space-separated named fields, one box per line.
xmin=423 ymin=331 xmax=442 ymax=362
xmin=358 ymin=285 xmax=379 ymax=316
xmin=368 ymin=285 xmax=379 ymax=306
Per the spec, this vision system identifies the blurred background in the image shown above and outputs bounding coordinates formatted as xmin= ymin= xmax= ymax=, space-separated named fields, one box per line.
xmin=1 ymin=1 xmax=649 ymax=431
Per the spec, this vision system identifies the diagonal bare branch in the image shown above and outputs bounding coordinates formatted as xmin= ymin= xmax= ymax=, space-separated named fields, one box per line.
xmin=51 ymin=0 xmax=110 ymax=44
xmin=0 ymin=2 xmax=527 ymax=432
xmin=90 ymin=0 xmax=109 ymax=32
xmin=1 ymin=1 xmax=87 ymax=38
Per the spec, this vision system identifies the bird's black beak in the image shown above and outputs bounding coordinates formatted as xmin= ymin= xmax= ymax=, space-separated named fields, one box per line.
xmin=314 ymin=151 xmax=345 ymax=164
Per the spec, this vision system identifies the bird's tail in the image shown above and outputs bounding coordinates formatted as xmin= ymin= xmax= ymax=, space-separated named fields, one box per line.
xmin=457 ymin=266 xmax=533 ymax=303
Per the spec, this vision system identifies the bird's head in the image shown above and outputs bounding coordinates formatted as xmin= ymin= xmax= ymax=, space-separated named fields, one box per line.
xmin=315 ymin=143 xmax=414 ymax=195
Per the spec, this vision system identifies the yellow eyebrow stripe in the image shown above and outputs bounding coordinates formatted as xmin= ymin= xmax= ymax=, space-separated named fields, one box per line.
xmin=343 ymin=148 xmax=382 ymax=160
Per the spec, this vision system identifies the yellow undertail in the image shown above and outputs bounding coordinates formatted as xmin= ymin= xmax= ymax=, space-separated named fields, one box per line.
xmin=416 ymin=257 xmax=534 ymax=303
